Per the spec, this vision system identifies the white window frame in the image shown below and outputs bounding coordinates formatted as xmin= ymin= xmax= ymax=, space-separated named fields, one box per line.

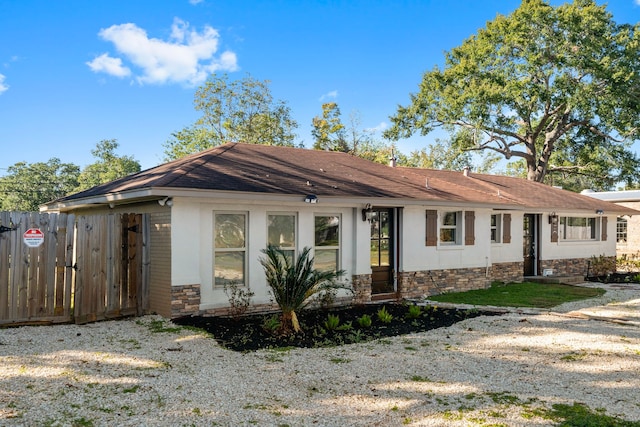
xmin=617 ymin=216 xmax=628 ymax=244
xmin=213 ymin=211 xmax=248 ymax=288
xmin=559 ymin=216 xmax=598 ymax=241
xmin=267 ymin=212 xmax=297 ymax=259
xmin=314 ymin=214 xmax=341 ymax=272
xmin=440 ymin=211 xmax=462 ymax=245
xmin=490 ymin=214 xmax=502 ymax=243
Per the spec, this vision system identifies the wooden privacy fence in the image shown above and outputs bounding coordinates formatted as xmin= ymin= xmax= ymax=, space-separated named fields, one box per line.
xmin=0 ymin=211 xmax=148 ymax=326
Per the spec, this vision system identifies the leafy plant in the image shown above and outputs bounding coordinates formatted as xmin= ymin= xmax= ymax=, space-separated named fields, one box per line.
xmin=589 ymin=254 xmax=616 ymax=277
xmin=377 ymin=306 xmax=393 ymax=323
xmin=260 ymin=245 xmax=347 ymax=335
xmin=406 ymin=304 xmax=422 ymax=319
xmin=324 ymin=314 xmax=341 ymax=331
xmin=223 ymin=282 xmax=255 ymax=318
xmin=262 ymin=315 xmax=281 ymax=333
xmin=356 ymin=314 xmax=372 ymax=328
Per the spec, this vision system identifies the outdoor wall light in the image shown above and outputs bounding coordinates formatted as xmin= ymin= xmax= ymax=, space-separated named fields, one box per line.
xmin=304 ymin=194 xmax=318 ymax=203
xmin=158 ymin=197 xmax=172 ymax=207
xmin=596 ymin=209 xmax=604 ymax=215
xmin=548 ymin=212 xmax=558 ymax=224
xmin=362 ymin=203 xmax=374 ymax=222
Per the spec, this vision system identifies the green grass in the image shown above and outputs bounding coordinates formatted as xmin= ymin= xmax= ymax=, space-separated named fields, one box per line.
xmin=428 ymin=282 xmax=605 ymax=308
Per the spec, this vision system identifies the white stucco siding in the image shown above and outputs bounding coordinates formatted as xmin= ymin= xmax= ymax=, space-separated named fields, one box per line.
xmin=171 ymin=198 xmax=357 ymax=310
xmin=490 ymin=211 xmax=523 ymax=264
xmin=539 ymin=213 xmax=617 ymax=260
xmin=401 ymin=206 xmax=498 ymax=271
xmin=171 ymin=200 xmax=202 ymax=287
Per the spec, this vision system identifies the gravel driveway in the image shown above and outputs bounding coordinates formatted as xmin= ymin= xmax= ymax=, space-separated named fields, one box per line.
xmin=1 ymin=283 xmax=639 ymax=426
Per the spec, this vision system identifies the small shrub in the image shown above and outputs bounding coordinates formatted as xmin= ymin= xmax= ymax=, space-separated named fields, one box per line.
xmin=377 ymin=306 xmax=393 ymax=323
xmin=589 ymin=254 xmax=616 ymax=277
xmin=324 ymin=314 xmax=341 ymax=331
xmin=223 ymin=282 xmax=255 ymax=318
xmin=262 ymin=315 xmax=281 ymax=333
xmin=357 ymin=314 xmax=372 ymax=328
xmin=406 ymin=304 xmax=422 ymax=319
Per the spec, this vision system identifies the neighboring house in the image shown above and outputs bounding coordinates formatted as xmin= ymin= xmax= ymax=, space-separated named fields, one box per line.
xmin=582 ymin=189 xmax=640 ymax=259
xmin=41 ymin=143 xmax=636 ymax=318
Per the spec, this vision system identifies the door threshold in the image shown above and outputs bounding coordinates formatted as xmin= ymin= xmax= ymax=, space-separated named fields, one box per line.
xmin=371 ymin=292 xmax=399 ymax=301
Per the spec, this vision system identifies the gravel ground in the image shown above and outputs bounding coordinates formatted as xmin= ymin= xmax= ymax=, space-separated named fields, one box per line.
xmin=1 ymin=283 xmax=639 ymax=427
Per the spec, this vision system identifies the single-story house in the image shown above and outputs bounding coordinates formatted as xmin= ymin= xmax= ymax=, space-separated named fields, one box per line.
xmin=41 ymin=143 xmax=637 ymax=318
xmin=582 ymin=189 xmax=640 ymax=259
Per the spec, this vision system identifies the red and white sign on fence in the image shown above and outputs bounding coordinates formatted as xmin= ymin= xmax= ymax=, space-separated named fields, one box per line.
xmin=23 ymin=228 xmax=45 ymax=247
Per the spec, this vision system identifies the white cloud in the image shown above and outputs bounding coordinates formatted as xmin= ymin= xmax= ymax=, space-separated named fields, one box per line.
xmin=86 ymin=53 xmax=131 ymax=77
xmin=0 ymin=74 xmax=8 ymax=94
xmin=88 ymin=18 xmax=237 ymax=85
xmin=366 ymin=122 xmax=388 ymax=133
xmin=319 ymin=90 xmax=338 ymax=101
xmin=189 ymin=0 xmax=204 ymax=4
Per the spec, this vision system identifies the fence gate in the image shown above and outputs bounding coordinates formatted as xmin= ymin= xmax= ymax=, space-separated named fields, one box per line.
xmin=0 ymin=212 xmax=147 ymax=326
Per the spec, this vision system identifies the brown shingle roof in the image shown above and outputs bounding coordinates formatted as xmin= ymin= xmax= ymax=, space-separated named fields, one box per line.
xmin=55 ymin=143 xmax=636 ymax=214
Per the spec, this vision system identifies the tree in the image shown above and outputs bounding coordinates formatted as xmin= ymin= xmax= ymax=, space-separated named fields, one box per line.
xmin=406 ymin=138 xmax=473 ymax=170
xmin=164 ymin=73 xmax=299 ymax=161
xmin=0 ymin=159 xmax=80 ymax=211
xmin=385 ymin=0 xmax=640 ymax=189
xmin=260 ymin=245 xmax=346 ymax=335
xmin=311 ymin=102 xmax=347 ymax=151
xmin=75 ymin=139 xmax=141 ymax=192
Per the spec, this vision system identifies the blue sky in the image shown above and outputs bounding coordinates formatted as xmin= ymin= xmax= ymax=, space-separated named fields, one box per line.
xmin=1 ymin=0 xmax=639 ymax=172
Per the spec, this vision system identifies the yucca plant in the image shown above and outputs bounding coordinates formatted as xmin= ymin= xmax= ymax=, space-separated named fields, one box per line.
xmin=260 ymin=245 xmax=347 ymax=335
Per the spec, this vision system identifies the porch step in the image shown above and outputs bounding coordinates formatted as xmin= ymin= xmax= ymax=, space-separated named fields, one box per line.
xmin=526 ymin=275 xmax=586 ymax=285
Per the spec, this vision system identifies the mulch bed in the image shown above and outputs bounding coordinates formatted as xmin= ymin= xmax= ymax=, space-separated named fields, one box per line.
xmin=173 ymin=302 xmax=491 ymax=352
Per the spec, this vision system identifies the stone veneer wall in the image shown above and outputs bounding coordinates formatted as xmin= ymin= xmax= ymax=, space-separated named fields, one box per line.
xmin=398 ymin=267 xmax=492 ymax=299
xmin=490 ymin=261 xmax=524 ymax=284
xmin=540 ymin=256 xmax=614 ymax=277
xmin=171 ymin=284 xmax=201 ymax=318
xmin=351 ymin=274 xmax=372 ymax=304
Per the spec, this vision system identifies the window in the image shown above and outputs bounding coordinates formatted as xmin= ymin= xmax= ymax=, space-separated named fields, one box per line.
xmin=371 ymin=210 xmax=391 ymax=265
xmin=617 ymin=217 xmax=628 ymax=243
xmin=268 ymin=213 xmax=296 ymax=260
xmin=559 ymin=216 xmax=597 ymax=241
xmin=314 ymin=215 xmax=340 ymax=271
xmin=491 ymin=214 xmax=501 ymax=243
xmin=440 ymin=211 xmax=461 ymax=245
xmin=214 ymin=212 xmax=246 ymax=287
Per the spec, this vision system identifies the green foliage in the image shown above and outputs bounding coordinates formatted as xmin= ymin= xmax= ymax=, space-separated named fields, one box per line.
xmin=405 ymin=304 xmax=422 ymax=319
xmin=311 ymin=102 xmax=347 ymax=152
xmin=260 ymin=245 xmax=347 ymax=334
xmin=0 ymin=158 xmax=80 ymax=211
xmin=589 ymin=254 xmax=616 ymax=277
xmin=385 ymin=0 xmax=640 ymax=188
xmin=376 ymin=306 xmax=393 ymax=323
xmin=75 ymin=139 xmax=141 ymax=192
xmin=164 ymin=73 xmax=298 ymax=161
xmin=262 ymin=315 xmax=281 ymax=333
xmin=540 ymin=402 xmax=640 ymax=427
xmin=429 ymin=282 xmax=605 ymax=308
xmin=356 ymin=313 xmax=372 ymax=328
xmin=324 ymin=313 xmax=341 ymax=331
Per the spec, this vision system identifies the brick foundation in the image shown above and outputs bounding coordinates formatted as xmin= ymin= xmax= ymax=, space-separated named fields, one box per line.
xmin=171 ymin=284 xmax=201 ymax=318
